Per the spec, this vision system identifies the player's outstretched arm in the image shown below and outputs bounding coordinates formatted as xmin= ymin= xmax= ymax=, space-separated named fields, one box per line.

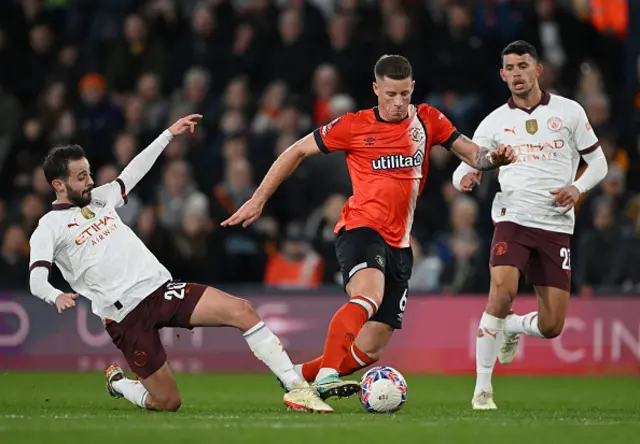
xmin=450 ymin=135 xmax=517 ymax=170
xmin=452 ymin=162 xmax=481 ymax=192
xmin=221 ymin=133 xmax=322 ymax=228
xmin=28 ymin=225 xmax=79 ymax=313
xmin=117 ymin=114 xmax=202 ymax=194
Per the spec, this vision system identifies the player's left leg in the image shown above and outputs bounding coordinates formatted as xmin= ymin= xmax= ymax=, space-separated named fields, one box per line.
xmin=299 ymin=321 xmax=393 ymax=382
xmin=188 ymin=285 xmax=333 ymax=412
xmin=500 ymin=231 xmax=571 ymax=364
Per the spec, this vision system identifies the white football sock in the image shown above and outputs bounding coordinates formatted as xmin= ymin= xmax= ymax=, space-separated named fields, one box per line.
xmin=505 ymin=312 xmax=545 ymax=338
xmin=112 ymin=378 xmax=148 ymax=409
xmin=316 ymin=368 xmax=338 ymax=381
xmin=474 ymin=312 xmax=504 ymax=396
xmin=293 ymin=364 xmax=304 ymax=381
xmin=243 ymin=321 xmax=301 ymax=390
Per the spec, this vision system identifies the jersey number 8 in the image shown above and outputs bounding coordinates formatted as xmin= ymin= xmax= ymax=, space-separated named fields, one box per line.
xmin=164 ymin=282 xmax=187 ymax=300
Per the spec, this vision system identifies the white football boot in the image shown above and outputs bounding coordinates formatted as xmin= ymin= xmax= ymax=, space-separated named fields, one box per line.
xmin=472 ymin=388 xmax=498 ymax=410
xmin=283 ymin=381 xmax=334 ymax=413
xmin=499 ymin=314 xmax=521 ymax=365
xmin=105 ymin=363 xmax=125 ymax=399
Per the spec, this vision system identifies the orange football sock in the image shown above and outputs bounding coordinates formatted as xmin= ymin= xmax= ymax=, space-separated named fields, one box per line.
xmin=319 ymin=296 xmax=378 ymax=372
xmin=301 ymin=357 xmax=322 ymax=382
xmin=338 ymin=343 xmax=377 ymax=376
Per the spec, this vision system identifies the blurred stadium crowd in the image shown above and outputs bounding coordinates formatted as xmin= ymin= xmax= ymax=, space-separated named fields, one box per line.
xmin=0 ymin=0 xmax=638 ymax=295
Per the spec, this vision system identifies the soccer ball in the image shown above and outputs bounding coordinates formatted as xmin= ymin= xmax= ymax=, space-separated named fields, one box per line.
xmin=359 ymin=366 xmax=407 ymax=413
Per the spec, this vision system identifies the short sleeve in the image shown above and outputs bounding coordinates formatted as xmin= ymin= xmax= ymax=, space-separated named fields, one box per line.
xmin=91 ymin=179 xmax=128 ymax=208
xmin=471 ymin=114 xmax=499 ymax=151
xmin=572 ymin=103 xmax=600 ymax=155
xmin=425 ymin=106 xmax=460 ymax=149
xmin=312 ymin=113 xmax=355 ymax=154
xmin=29 ymin=222 xmax=56 ymax=272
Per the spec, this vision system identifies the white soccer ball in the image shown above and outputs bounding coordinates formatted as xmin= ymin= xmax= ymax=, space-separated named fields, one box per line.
xmin=359 ymin=366 xmax=408 ymax=413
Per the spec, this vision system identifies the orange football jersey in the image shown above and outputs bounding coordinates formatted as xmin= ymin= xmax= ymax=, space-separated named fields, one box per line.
xmin=313 ymin=104 xmax=460 ymax=248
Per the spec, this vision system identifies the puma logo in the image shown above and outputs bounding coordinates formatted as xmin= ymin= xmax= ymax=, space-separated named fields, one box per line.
xmin=67 ymin=222 xmax=79 ymax=228
xmin=483 ymin=328 xmax=498 ymax=339
xmin=477 ymin=327 xmax=498 ymax=339
xmin=504 ymin=127 xmax=516 ymax=135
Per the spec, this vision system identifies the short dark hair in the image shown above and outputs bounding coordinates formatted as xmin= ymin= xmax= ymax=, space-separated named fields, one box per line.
xmin=501 ymin=40 xmax=539 ymax=65
xmin=42 ymin=144 xmax=86 ymax=185
xmin=374 ymin=55 xmax=413 ymax=81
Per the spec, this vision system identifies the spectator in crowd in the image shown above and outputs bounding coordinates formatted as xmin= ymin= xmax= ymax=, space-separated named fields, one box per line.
xmin=439 ymin=228 xmax=488 ymax=294
xmin=265 ymin=222 xmax=324 ymax=289
xmin=575 ymin=196 xmax=630 ymax=292
xmin=409 ymin=239 xmax=442 ymax=292
xmin=305 ymin=193 xmax=347 ymax=284
xmin=0 ymin=225 xmax=29 ymax=290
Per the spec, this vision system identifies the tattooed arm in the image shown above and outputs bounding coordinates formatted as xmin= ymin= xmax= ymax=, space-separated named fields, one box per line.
xmin=450 ymin=134 xmax=517 ymax=170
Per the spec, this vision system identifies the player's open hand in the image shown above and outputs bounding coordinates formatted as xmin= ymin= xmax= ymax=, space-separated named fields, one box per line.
xmin=460 ymin=172 xmax=482 ymax=191
xmin=551 ymin=185 xmax=580 ymax=214
xmin=55 ymin=293 xmax=79 ymax=313
xmin=168 ymin=114 xmax=203 ymax=136
xmin=220 ymin=197 xmax=265 ymax=228
xmin=490 ymin=144 xmax=517 ymax=166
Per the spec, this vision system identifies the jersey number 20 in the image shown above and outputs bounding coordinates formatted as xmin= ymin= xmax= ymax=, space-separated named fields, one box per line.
xmin=164 ymin=282 xmax=187 ymax=300
xmin=560 ymin=248 xmax=571 ymax=271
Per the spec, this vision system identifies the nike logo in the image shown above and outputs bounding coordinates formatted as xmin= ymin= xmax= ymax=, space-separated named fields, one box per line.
xmin=504 ymin=127 xmax=516 ymax=135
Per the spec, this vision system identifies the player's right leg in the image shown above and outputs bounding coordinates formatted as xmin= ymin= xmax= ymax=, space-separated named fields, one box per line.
xmin=105 ymin=317 xmax=184 ymax=411
xmin=473 ymin=222 xmax=529 ymax=410
xmin=501 ymin=230 xmax=572 ymax=364
xmin=106 ymin=362 xmax=182 ymax=411
xmin=188 ymin=286 xmax=333 ymax=412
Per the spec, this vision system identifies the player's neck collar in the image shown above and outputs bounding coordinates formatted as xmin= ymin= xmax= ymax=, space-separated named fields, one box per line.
xmin=52 ymin=201 xmax=76 ymax=211
xmin=374 ymin=106 xmax=409 ymax=123
xmin=507 ymin=90 xmax=550 ymax=114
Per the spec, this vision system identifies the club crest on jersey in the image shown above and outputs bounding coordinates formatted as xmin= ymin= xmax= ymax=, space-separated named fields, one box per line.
xmin=81 ymin=207 xmax=96 ymax=219
xmin=372 ymin=150 xmax=424 ymax=171
xmin=547 ymin=117 xmax=563 ymax=131
xmin=526 ymin=119 xmax=538 ymax=135
xmin=409 ymin=127 xmax=424 ymax=142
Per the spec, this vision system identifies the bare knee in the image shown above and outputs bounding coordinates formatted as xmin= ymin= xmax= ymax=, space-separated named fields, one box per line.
xmin=538 ymin=317 xmax=564 ymax=339
xmin=355 ymin=322 xmax=393 ymax=361
xmin=487 ymin=267 xmax=519 ymax=317
xmin=346 ymin=269 xmax=385 ymax=306
xmin=152 ymin=395 xmax=182 ymax=412
xmin=232 ymin=299 xmax=260 ymax=331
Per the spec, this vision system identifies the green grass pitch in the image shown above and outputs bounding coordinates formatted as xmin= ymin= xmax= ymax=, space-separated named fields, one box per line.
xmin=0 ymin=373 xmax=639 ymax=443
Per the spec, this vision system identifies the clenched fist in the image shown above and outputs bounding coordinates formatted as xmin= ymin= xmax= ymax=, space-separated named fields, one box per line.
xmin=55 ymin=293 xmax=79 ymax=313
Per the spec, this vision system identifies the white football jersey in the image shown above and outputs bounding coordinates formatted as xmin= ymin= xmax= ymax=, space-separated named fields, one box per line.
xmin=29 ymin=180 xmax=172 ymax=322
xmin=472 ymin=92 xmax=599 ymax=234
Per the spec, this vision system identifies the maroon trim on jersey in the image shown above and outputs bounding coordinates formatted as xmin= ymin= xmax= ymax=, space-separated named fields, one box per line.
xmin=312 ymin=129 xmax=330 ymax=154
xmin=116 ymin=178 xmax=128 ymax=205
xmin=579 ymin=141 xmax=601 ymax=155
xmin=374 ymin=106 xmax=409 ymax=123
xmin=52 ymin=202 xmax=76 ymax=211
xmin=29 ymin=260 xmax=51 ymax=273
xmin=507 ymin=90 xmax=551 ymax=114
